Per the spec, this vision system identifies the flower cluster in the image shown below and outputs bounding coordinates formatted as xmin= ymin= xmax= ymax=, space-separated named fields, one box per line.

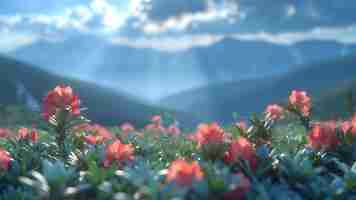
xmin=144 ymin=115 xmax=181 ymax=136
xmin=307 ymin=121 xmax=339 ymax=151
xmin=42 ymin=85 xmax=81 ymax=121
xmin=103 ymin=140 xmax=135 ymax=168
xmin=0 ymin=128 xmax=12 ymax=138
xmin=0 ymin=148 xmax=12 ymax=171
xmin=17 ymin=127 xmax=39 ymax=143
xmin=289 ymin=90 xmax=311 ymax=117
xmin=0 ymin=86 xmax=356 ymax=200
xmin=265 ymin=104 xmax=284 ymax=120
xmin=224 ymin=137 xmax=258 ymax=170
xmin=166 ymin=159 xmax=204 ymax=186
xmin=341 ymin=115 xmax=356 ymax=136
xmin=195 ymin=123 xmax=225 ymax=148
xmin=120 ymin=122 xmax=135 ymax=135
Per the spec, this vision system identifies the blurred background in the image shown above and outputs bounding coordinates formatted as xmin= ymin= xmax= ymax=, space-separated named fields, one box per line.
xmin=1 ymin=0 xmax=356 ymax=127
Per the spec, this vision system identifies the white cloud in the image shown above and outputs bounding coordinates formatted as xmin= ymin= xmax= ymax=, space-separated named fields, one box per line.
xmin=0 ymin=0 xmax=131 ymax=37
xmin=137 ymin=0 xmax=239 ymax=34
xmin=110 ymin=34 xmax=224 ymax=52
xmin=0 ymin=0 xmax=133 ymax=50
xmin=109 ymin=24 xmax=356 ymax=52
xmin=90 ymin=0 xmax=128 ymax=31
xmin=1 ymin=0 xmax=356 ymax=53
xmin=0 ymin=15 xmax=23 ymax=26
xmin=0 ymin=28 xmax=38 ymax=53
xmin=231 ymin=25 xmax=356 ymax=45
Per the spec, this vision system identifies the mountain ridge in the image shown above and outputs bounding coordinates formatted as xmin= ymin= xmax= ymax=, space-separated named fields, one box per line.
xmin=159 ymin=54 xmax=356 ymax=123
xmin=8 ymin=36 xmax=356 ymax=100
xmin=0 ymin=55 xmax=198 ymax=128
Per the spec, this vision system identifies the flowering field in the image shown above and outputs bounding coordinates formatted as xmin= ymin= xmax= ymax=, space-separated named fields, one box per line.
xmin=0 ymin=85 xmax=356 ymax=200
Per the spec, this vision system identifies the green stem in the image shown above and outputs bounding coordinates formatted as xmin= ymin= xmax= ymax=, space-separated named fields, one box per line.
xmin=300 ymin=115 xmax=311 ymax=131
xmin=56 ymin=126 xmax=67 ymax=160
xmin=55 ymin=117 xmax=68 ymax=160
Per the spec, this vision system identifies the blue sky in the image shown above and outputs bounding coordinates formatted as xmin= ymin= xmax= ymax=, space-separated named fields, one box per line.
xmin=1 ymin=0 xmax=356 ymax=52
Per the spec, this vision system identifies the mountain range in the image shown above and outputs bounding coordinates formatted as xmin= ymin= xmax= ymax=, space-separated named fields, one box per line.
xmin=0 ymin=55 xmax=197 ymax=128
xmin=159 ymin=54 xmax=356 ymax=123
xmin=8 ymin=36 xmax=356 ymax=100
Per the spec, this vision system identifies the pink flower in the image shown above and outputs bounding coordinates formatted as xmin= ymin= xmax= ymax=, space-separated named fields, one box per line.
xmin=224 ymin=137 xmax=258 ymax=170
xmin=71 ymin=123 xmax=92 ymax=133
xmin=341 ymin=115 xmax=356 ymax=136
xmin=83 ymin=135 xmax=105 ymax=145
xmin=72 ymin=123 xmax=113 ymax=145
xmin=167 ymin=124 xmax=181 ymax=135
xmin=235 ymin=121 xmax=247 ymax=131
xmin=18 ymin=128 xmax=39 ymax=143
xmin=151 ymin=115 xmax=162 ymax=125
xmin=0 ymin=148 xmax=12 ymax=171
xmin=0 ymin=128 xmax=12 ymax=138
xmin=144 ymin=123 xmax=166 ymax=133
xmin=103 ymin=140 xmax=134 ymax=167
xmin=265 ymin=104 xmax=284 ymax=120
xmin=166 ymin=159 xmax=204 ymax=186
xmin=186 ymin=133 xmax=197 ymax=141
xmin=42 ymin=85 xmax=81 ymax=121
xmin=289 ymin=90 xmax=311 ymax=117
xmin=74 ymin=123 xmax=113 ymax=142
xmin=195 ymin=123 xmax=225 ymax=148
xmin=90 ymin=124 xmax=113 ymax=141
xmin=120 ymin=122 xmax=135 ymax=134
xmin=341 ymin=120 xmax=353 ymax=135
xmin=223 ymin=173 xmax=251 ymax=200
xmin=308 ymin=121 xmax=339 ymax=151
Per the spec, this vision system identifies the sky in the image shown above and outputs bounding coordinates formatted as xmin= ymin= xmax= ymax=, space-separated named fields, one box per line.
xmin=1 ymin=0 xmax=356 ymax=52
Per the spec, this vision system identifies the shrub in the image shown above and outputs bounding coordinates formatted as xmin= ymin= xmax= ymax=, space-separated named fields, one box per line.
xmin=0 ymin=86 xmax=354 ymax=199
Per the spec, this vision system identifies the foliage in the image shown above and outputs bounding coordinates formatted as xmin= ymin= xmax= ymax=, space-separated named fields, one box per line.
xmin=0 ymin=85 xmax=356 ymax=199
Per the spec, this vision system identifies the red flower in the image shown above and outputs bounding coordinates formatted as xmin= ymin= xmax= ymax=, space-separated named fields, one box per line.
xmin=223 ymin=173 xmax=251 ymax=200
xmin=120 ymin=122 xmax=135 ymax=134
xmin=341 ymin=120 xmax=353 ymax=135
xmin=0 ymin=148 xmax=12 ymax=171
xmin=195 ymin=123 xmax=225 ymax=148
xmin=235 ymin=121 xmax=247 ymax=131
xmin=0 ymin=128 xmax=12 ymax=138
xmin=71 ymin=123 xmax=92 ymax=133
xmin=73 ymin=123 xmax=113 ymax=144
xmin=31 ymin=129 xmax=39 ymax=142
xmin=308 ymin=121 xmax=339 ymax=151
xmin=167 ymin=124 xmax=181 ymax=135
xmin=145 ymin=123 xmax=166 ymax=133
xmin=166 ymin=159 xmax=204 ymax=186
xmin=42 ymin=85 xmax=81 ymax=121
xmin=18 ymin=128 xmax=39 ymax=143
xmin=289 ymin=90 xmax=311 ymax=117
xmin=341 ymin=115 xmax=356 ymax=136
xmin=265 ymin=104 xmax=284 ymax=120
xmin=144 ymin=115 xmax=166 ymax=133
xmin=83 ymin=135 xmax=105 ymax=145
xmin=186 ymin=133 xmax=197 ymax=141
xmin=151 ymin=115 xmax=162 ymax=125
xmin=90 ymin=124 xmax=113 ymax=141
xmin=224 ymin=137 xmax=258 ymax=170
xmin=103 ymin=140 xmax=134 ymax=167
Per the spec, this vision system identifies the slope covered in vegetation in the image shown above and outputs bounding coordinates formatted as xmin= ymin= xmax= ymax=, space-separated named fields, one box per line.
xmin=0 ymin=55 xmax=197 ymax=128
xmin=160 ymin=54 xmax=356 ymax=123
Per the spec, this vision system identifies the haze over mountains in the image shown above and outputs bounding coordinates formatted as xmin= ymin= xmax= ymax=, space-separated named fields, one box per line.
xmin=8 ymin=36 xmax=356 ymax=101
xmin=0 ymin=55 xmax=198 ymax=127
xmin=2 ymin=0 xmax=356 ymax=128
xmin=160 ymin=54 xmax=356 ymax=123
